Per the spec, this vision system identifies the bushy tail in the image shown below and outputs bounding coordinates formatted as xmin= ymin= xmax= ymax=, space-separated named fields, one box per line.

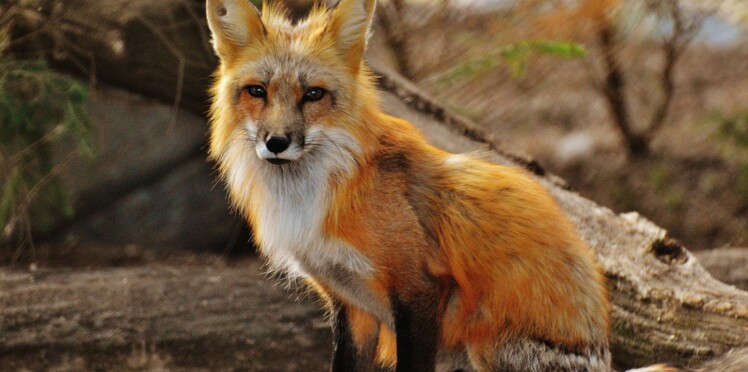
xmin=626 ymin=365 xmax=679 ymax=372
xmin=691 ymin=347 xmax=748 ymax=372
xmin=627 ymin=347 xmax=748 ymax=372
xmin=466 ymin=338 xmax=611 ymax=371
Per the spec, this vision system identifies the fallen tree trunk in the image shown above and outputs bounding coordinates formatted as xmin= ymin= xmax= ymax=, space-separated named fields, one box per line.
xmin=0 ymin=257 xmax=332 ymax=371
xmin=5 ymin=0 xmax=748 ymax=369
xmin=695 ymin=247 xmax=748 ymax=291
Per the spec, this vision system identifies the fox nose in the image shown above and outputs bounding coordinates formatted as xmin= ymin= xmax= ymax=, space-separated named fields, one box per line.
xmin=265 ymin=135 xmax=291 ymax=154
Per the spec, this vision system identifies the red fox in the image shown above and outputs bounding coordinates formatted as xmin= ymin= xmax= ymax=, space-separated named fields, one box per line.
xmin=205 ymin=0 xmax=668 ymax=371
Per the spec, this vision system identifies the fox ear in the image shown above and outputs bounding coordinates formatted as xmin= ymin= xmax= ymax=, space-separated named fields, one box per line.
xmin=326 ymin=0 xmax=376 ymax=74
xmin=206 ymin=0 xmax=265 ymax=63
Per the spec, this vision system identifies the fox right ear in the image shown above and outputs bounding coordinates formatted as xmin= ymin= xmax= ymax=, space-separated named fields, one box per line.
xmin=326 ymin=0 xmax=376 ymax=74
xmin=206 ymin=0 xmax=265 ymax=63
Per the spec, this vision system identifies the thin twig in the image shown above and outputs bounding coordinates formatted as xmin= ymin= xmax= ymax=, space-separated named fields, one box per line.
xmin=597 ymin=19 xmax=646 ymax=155
xmin=644 ymin=0 xmax=703 ymax=139
xmin=136 ymin=15 xmax=188 ymax=132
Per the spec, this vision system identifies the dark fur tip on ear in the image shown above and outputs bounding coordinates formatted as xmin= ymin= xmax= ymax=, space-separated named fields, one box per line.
xmin=215 ymin=3 xmax=227 ymax=16
xmin=324 ymin=0 xmax=376 ymax=73
xmin=206 ymin=0 xmax=266 ymax=62
xmin=329 ymin=0 xmax=376 ymax=45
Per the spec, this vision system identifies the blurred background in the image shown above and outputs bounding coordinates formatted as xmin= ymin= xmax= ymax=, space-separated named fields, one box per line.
xmin=1 ymin=0 xmax=746 ymax=369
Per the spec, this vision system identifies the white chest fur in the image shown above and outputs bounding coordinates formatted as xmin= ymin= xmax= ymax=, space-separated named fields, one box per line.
xmin=242 ymin=126 xmax=372 ymax=276
xmin=255 ymin=182 xmax=393 ymax=326
xmin=253 ymin=169 xmax=372 ymax=278
xmin=221 ymin=124 xmax=392 ymax=325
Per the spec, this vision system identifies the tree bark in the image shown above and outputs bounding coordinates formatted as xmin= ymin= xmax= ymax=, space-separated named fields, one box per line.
xmin=7 ymin=0 xmax=216 ymax=116
xmin=0 ymin=258 xmax=332 ymax=371
xmin=5 ymin=1 xmax=748 ymax=370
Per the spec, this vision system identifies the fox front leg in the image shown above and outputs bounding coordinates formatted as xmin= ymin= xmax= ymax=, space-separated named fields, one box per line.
xmin=331 ymin=301 xmax=360 ymax=371
xmin=391 ymin=289 xmax=441 ymax=372
xmin=331 ymin=301 xmax=379 ymax=372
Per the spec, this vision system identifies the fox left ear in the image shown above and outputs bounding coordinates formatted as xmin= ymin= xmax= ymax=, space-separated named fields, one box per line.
xmin=326 ymin=0 xmax=377 ymax=74
xmin=206 ymin=0 xmax=266 ymax=63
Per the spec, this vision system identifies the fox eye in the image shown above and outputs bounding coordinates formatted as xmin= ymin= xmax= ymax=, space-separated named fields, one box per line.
xmin=303 ymin=87 xmax=326 ymax=102
xmin=245 ymin=85 xmax=266 ymax=98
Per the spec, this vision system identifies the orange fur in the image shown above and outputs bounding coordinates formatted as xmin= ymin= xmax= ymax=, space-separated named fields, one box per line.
xmin=206 ymin=0 xmax=610 ymax=370
xmin=323 ymin=115 xmax=610 ymax=351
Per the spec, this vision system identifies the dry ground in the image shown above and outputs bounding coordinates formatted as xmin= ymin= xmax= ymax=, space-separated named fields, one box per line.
xmin=1 ymin=246 xmax=332 ymax=371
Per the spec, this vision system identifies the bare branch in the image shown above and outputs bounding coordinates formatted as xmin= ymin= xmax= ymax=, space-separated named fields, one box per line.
xmin=596 ymin=19 xmax=648 ymax=156
xmin=644 ymin=0 xmax=704 ymax=140
xmin=135 ymin=15 xmax=187 ymax=131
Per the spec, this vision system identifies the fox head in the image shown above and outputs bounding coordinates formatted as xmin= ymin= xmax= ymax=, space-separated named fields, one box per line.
xmin=206 ymin=0 xmax=378 ymax=167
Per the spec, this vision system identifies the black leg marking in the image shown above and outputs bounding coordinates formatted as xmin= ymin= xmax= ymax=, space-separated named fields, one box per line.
xmin=392 ymin=293 xmax=441 ymax=372
xmin=331 ymin=301 xmax=359 ymax=372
